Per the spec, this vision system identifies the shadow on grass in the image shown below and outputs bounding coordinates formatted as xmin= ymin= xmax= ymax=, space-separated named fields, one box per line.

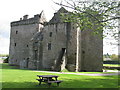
xmin=2 ymin=81 xmax=63 ymax=88
xmin=1 ymin=63 xmax=31 ymax=71
xmin=1 ymin=63 xmax=19 ymax=69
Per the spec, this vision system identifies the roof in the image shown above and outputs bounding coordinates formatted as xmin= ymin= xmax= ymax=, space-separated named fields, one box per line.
xmin=49 ymin=7 xmax=68 ymax=24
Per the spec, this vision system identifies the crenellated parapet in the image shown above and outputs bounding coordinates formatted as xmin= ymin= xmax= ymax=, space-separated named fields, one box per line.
xmin=11 ymin=14 xmax=43 ymax=27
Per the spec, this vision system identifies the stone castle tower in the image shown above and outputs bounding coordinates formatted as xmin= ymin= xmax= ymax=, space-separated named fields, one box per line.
xmin=9 ymin=7 xmax=103 ymax=72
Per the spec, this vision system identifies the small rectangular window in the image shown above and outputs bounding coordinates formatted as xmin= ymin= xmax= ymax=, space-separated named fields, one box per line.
xmin=48 ymin=43 xmax=51 ymax=50
xmin=56 ymin=24 xmax=57 ymax=32
xmin=27 ymin=45 xmax=29 ymax=47
xmin=49 ymin=32 xmax=52 ymax=37
xmin=35 ymin=50 xmax=38 ymax=60
xmin=16 ymin=31 xmax=18 ymax=34
xmin=73 ymin=27 xmax=74 ymax=29
xmin=15 ymin=43 xmax=16 ymax=46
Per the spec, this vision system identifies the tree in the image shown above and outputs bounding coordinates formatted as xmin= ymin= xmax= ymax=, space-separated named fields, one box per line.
xmin=110 ymin=54 xmax=118 ymax=60
xmin=53 ymin=0 xmax=120 ymax=71
xmin=54 ymin=0 xmax=120 ymax=39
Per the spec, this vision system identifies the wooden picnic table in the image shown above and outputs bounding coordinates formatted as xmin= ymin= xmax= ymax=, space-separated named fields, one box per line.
xmin=36 ymin=75 xmax=63 ymax=87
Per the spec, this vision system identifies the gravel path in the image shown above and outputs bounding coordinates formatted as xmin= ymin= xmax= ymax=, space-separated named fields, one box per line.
xmin=34 ymin=70 xmax=120 ymax=76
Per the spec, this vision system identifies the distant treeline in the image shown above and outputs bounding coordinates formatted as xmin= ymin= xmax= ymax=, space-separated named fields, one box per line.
xmin=103 ymin=54 xmax=120 ymax=61
xmin=0 ymin=54 xmax=9 ymax=57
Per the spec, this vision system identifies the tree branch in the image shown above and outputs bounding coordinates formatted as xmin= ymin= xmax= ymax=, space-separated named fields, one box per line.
xmin=101 ymin=17 xmax=120 ymax=22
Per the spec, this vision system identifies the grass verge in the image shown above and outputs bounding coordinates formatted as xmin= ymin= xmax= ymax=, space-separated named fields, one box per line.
xmin=1 ymin=63 xmax=119 ymax=88
xmin=103 ymin=64 xmax=120 ymax=67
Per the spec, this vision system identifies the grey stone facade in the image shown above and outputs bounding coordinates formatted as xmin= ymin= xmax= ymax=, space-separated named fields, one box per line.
xmin=9 ymin=7 xmax=103 ymax=72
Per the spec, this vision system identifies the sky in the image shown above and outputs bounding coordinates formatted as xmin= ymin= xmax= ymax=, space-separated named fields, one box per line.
xmin=0 ymin=0 xmax=118 ymax=55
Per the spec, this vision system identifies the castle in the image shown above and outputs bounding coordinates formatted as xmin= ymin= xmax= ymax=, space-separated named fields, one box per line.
xmin=9 ymin=7 xmax=103 ymax=72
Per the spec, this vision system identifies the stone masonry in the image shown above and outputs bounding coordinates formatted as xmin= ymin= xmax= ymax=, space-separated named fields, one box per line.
xmin=9 ymin=7 xmax=103 ymax=72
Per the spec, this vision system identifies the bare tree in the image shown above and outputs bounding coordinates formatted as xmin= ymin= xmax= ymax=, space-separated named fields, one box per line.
xmin=52 ymin=0 xmax=120 ymax=71
xmin=53 ymin=0 xmax=120 ymax=39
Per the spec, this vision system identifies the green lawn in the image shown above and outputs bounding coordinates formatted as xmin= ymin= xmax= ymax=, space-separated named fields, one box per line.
xmin=103 ymin=64 xmax=120 ymax=67
xmin=1 ymin=63 xmax=119 ymax=88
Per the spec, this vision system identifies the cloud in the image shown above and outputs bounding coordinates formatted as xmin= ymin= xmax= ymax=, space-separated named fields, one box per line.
xmin=0 ymin=22 xmax=10 ymax=54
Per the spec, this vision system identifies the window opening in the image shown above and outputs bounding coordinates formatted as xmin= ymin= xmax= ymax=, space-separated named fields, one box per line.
xmin=15 ymin=43 xmax=16 ymax=46
xmin=56 ymin=24 xmax=57 ymax=32
xmin=48 ymin=43 xmax=51 ymax=50
xmin=35 ymin=50 xmax=38 ymax=60
xmin=16 ymin=31 xmax=18 ymax=34
xmin=49 ymin=32 xmax=52 ymax=37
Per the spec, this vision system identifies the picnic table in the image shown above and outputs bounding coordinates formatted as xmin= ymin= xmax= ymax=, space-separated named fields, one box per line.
xmin=36 ymin=75 xmax=63 ymax=87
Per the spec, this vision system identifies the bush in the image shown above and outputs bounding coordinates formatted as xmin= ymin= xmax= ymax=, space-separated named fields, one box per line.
xmin=3 ymin=56 xmax=9 ymax=63
xmin=110 ymin=54 xmax=119 ymax=60
xmin=0 ymin=54 xmax=9 ymax=57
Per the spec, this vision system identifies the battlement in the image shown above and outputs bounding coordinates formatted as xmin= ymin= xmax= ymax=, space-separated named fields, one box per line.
xmin=11 ymin=14 xmax=43 ymax=27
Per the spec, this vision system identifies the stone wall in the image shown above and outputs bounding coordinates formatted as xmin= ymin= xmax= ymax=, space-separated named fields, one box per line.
xmin=42 ymin=23 xmax=67 ymax=70
xmin=9 ymin=13 xmax=46 ymax=67
xmin=66 ymin=23 xmax=78 ymax=71
xmin=9 ymin=24 xmax=39 ymax=66
xmin=28 ymin=31 xmax=44 ymax=70
xmin=81 ymin=29 xmax=103 ymax=71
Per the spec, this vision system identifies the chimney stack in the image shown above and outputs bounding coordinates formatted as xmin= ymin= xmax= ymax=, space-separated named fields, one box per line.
xmin=23 ymin=15 xmax=28 ymax=20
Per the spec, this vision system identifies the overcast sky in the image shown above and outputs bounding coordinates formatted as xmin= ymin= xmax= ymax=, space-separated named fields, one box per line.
xmin=0 ymin=0 xmax=118 ymax=55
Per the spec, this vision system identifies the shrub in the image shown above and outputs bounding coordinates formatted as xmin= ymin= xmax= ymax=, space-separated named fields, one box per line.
xmin=3 ymin=56 xmax=9 ymax=63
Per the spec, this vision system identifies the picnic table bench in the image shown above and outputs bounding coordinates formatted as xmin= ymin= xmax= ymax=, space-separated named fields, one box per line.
xmin=36 ymin=75 xmax=63 ymax=87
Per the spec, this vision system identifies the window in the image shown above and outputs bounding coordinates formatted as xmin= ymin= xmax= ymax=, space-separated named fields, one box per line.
xmin=15 ymin=43 xmax=16 ymax=46
xmin=73 ymin=27 xmax=74 ymax=29
xmin=82 ymin=50 xmax=85 ymax=54
xmin=56 ymin=24 xmax=57 ymax=32
xmin=16 ymin=31 xmax=18 ymax=34
xmin=27 ymin=45 xmax=29 ymax=47
xmin=40 ymin=35 xmax=43 ymax=41
xmin=49 ymin=32 xmax=52 ymax=37
xmin=34 ymin=50 xmax=38 ymax=60
xmin=48 ymin=43 xmax=51 ymax=50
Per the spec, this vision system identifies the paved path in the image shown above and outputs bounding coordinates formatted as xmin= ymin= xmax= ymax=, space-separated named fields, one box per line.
xmin=34 ymin=70 xmax=120 ymax=76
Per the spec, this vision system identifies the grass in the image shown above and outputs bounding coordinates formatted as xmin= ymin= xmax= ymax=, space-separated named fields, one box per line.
xmin=103 ymin=64 xmax=120 ymax=67
xmin=1 ymin=63 xmax=119 ymax=88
